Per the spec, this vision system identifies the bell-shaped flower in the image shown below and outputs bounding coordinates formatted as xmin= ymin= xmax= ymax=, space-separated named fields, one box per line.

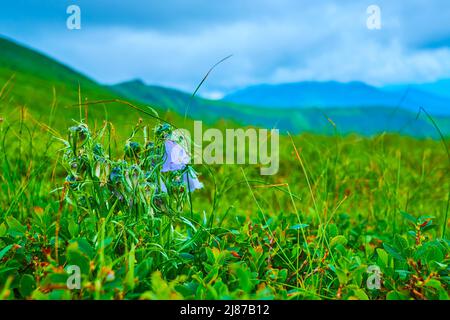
xmin=182 ymin=169 xmax=203 ymax=192
xmin=161 ymin=140 xmax=190 ymax=172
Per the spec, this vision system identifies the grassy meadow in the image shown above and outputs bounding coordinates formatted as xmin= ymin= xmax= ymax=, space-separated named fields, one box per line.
xmin=0 ymin=37 xmax=449 ymax=300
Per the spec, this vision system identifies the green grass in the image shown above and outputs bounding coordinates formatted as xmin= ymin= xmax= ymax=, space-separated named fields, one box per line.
xmin=0 ymin=36 xmax=449 ymax=300
xmin=1 ymin=99 xmax=448 ymax=299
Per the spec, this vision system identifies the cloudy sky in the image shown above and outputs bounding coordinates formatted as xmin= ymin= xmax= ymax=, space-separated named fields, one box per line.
xmin=1 ymin=0 xmax=450 ymax=97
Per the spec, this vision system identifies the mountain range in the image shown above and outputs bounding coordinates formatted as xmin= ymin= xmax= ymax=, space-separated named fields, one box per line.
xmin=1 ymin=35 xmax=449 ymax=137
xmin=223 ymin=81 xmax=450 ymax=116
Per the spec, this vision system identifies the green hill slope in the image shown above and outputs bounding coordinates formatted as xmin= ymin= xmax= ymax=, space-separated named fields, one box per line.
xmin=0 ymin=36 xmax=109 ymax=107
xmin=0 ymin=36 xmax=168 ymax=131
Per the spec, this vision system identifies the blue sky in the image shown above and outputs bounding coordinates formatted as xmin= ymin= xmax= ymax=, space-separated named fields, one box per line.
xmin=1 ymin=0 xmax=450 ymax=97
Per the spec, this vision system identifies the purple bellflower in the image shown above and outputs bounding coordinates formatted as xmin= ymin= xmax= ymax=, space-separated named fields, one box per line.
xmin=183 ymin=169 xmax=204 ymax=192
xmin=161 ymin=140 xmax=191 ymax=172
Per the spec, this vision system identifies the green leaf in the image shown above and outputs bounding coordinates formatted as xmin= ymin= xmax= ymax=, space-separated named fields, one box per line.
xmin=204 ymin=265 xmax=220 ymax=284
xmin=234 ymin=265 xmax=254 ymax=293
xmin=66 ymin=242 xmax=90 ymax=274
xmin=393 ymin=235 xmax=409 ymax=254
xmin=327 ymin=224 xmax=339 ymax=238
xmin=330 ymin=235 xmax=347 ymax=248
xmin=124 ymin=244 xmax=136 ymax=291
xmin=68 ymin=219 xmax=79 ymax=237
xmin=278 ymin=269 xmax=288 ymax=282
xmin=334 ymin=267 xmax=347 ymax=285
xmin=418 ymin=215 xmax=434 ymax=223
xmin=69 ymin=238 xmax=94 ymax=259
xmin=352 ymin=289 xmax=369 ymax=300
xmin=422 ymin=223 xmax=436 ymax=232
xmin=400 ymin=211 xmax=417 ymax=224
xmin=376 ymin=248 xmax=389 ymax=267
xmin=0 ymin=223 xmax=7 ymax=237
xmin=424 ymin=279 xmax=442 ymax=290
xmin=19 ymin=274 xmax=36 ymax=297
xmin=407 ymin=231 xmax=416 ymax=238
xmin=425 ymin=246 xmax=444 ymax=264
xmin=386 ymin=290 xmax=410 ymax=300
xmin=439 ymin=290 xmax=449 ymax=300
xmin=179 ymin=252 xmax=194 ymax=260
xmin=6 ymin=217 xmax=26 ymax=237
xmin=205 ymin=247 xmax=216 ymax=264
xmin=395 ymin=269 xmax=412 ymax=280
xmin=383 ymin=243 xmax=405 ymax=261
xmin=0 ymin=244 xmax=13 ymax=260
xmin=441 ymin=276 xmax=450 ymax=285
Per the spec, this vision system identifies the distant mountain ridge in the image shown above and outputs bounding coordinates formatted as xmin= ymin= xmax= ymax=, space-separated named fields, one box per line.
xmin=223 ymin=80 xmax=450 ymax=116
xmin=112 ymin=79 xmax=450 ymax=137
xmin=383 ymin=79 xmax=450 ymax=100
xmin=1 ymin=35 xmax=449 ymax=137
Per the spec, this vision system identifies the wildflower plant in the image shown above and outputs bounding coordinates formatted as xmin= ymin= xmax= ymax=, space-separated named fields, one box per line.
xmin=61 ymin=121 xmax=202 ymax=220
xmin=51 ymin=120 xmax=205 ymax=295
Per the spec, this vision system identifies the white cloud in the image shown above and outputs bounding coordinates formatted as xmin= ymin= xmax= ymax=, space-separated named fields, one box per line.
xmin=2 ymin=0 xmax=450 ymax=92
